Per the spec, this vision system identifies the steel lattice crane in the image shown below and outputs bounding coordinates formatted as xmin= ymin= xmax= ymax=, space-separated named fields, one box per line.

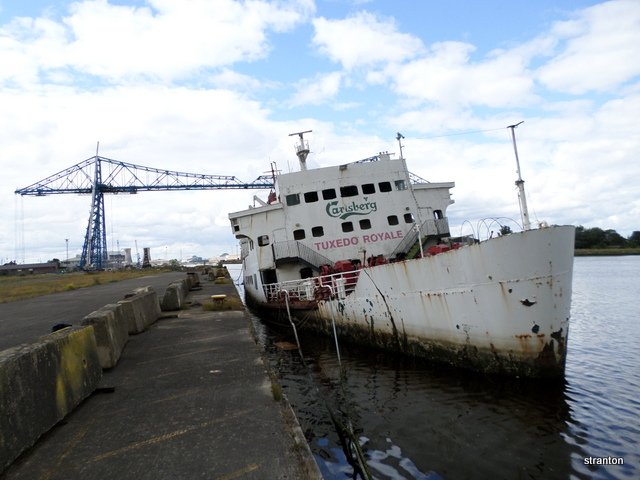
xmin=15 ymin=154 xmax=274 ymax=269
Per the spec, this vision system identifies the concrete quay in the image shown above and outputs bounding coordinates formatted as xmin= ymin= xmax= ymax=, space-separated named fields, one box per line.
xmin=0 ymin=272 xmax=321 ymax=480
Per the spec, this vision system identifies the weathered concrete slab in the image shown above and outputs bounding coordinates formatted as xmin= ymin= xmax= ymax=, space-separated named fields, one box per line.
xmin=160 ymin=280 xmax=188 ymax=311
xmin=119 ymin=287 xmax=161 ymax=334
xmin=186 ymin=271 xmax=200 ymax=289
xmin=0 ymin=326 xmax=102 ymax=474
xmin=81 ymin=304 xmax=129 ymax=369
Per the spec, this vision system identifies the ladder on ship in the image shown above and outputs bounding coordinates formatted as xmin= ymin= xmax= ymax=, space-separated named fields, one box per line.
xmin=272 ymin=240 xmax=334 ymax=271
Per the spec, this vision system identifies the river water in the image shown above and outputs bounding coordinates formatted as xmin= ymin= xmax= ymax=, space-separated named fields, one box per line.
xmin=227 ymin=256 xmax=639 ymax=479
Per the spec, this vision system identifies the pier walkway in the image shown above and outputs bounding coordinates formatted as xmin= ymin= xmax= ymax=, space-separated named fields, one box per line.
xmin=1 ymin=273 xmax=320 ymax=479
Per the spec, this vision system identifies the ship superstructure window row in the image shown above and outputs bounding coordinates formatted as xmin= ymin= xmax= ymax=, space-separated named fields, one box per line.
xmin=287 ymin=179 xmax=408 ymax=207
xmin=290 ymin=210 xmax=416 ymax=241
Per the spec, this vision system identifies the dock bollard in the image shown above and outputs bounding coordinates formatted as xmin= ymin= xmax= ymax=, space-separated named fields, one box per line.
xmin=210 ymin=295 xmax=226 ymax=306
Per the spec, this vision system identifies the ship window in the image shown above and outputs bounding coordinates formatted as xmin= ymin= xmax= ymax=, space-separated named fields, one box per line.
xmin=304 ymin=191 xmax=319 ymax=203
xmin=300 ymin=267 xmax=313 ymax=279
xmin=293 ymin=229 xmax=305 ymax=240
xmin=404 ymin=213 xmax=414 ymax=223
xmin=340 ymin=185 xmax=358 ymax=197
xmin=378 ymin=181 xmax=392 ymax=192
xmin=359 ymin=219 xmax=371 ymax=230
xmin=233 ymin=225 xmax=240 ymax=232
xmin=387 ymin=215 xmax=399 ymax=226
xmin=312 ymin=226 xmax=324 ymax=237
xmin=342 ymin=222 xmax=354 ymax=233
xmin=434 ymin=209 xmax=443 ymax=219
xmin=286 ymin=193 xmax=300 ymax=206
xmin=258 ymin=235 xmax=269 ymax=247
xmin=362 ymin=183 xmax=375 ymax=194
xmin=395 ymin=180 xmax=407 ymax=190
xmin=322 ymin=188 xmax=337 ymax=200
xmin=249 ymin=239 xmax=254 ymax=250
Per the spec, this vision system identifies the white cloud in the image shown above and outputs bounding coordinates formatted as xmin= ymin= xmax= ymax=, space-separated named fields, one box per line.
xmin=312 ymin=11 xmax=424 ymax=70
xmin=389 ymin=41 xmax=537 ymax=108
xmin=289 ymin=71 xmax=342 ymax=106
xmin=537 ymin=0 xmax=640 ymax=94
xmin=0 ymin=0 xmax=315 ymax=84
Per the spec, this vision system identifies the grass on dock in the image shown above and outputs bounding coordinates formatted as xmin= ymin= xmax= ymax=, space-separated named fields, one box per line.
xmin=0 ymin=269 xmax=171 ymax=304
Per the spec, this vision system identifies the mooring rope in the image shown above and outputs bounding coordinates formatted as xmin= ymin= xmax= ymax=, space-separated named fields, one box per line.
xmin=282 ymin=291 xmax=372 ymax=479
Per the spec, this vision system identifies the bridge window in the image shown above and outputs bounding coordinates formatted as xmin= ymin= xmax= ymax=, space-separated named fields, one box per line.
xmin=322 ymin=188 xmax=336 ymax=200
xmin=293 ymin=229 xmax=305 ymax=240
xmin=312 ymin=226 xmax=324 ymax=237
xmin=359 ymin=219 xmax=371 ymax=230
xmin=362 ymin=183 xmax=375 ymax=194
xmin=286 ymin=193 xmax=300 ymax=206
xmin=378 ymin=181 xmax=392 ymax=192
xmin=395 ymin=180 xmax=407 ymax=190
xmin=304 ymin=191 xmax=319 ymax=203
xmin=340 ymin=185 xmax=358 ymax=197
xmin=434 ymin=209 xmax=443 ymax=219
xmin=342 ymin=222 xmax=354 ymax=233
xmin=258 ymin=235 xmax=269 ymax=247
xmin=387 ymin=215 xmax=399 ymax=226
xmin=404 ymin=213 xmax=414 ymax=223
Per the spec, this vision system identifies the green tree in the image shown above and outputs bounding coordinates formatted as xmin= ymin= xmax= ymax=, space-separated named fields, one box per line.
xmin=628 ymin=231 xmax=640 ymax=247
xmin=603 ymin=229 xmax=626 ymax=247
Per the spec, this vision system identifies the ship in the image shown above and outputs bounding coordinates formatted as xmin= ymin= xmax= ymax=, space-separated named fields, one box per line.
xmin=229 ymin=130 xmax=575 ymax=378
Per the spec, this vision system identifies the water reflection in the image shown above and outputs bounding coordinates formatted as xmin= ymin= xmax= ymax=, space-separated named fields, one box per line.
xmin=253 ymin=320 xmax=583 ymax=480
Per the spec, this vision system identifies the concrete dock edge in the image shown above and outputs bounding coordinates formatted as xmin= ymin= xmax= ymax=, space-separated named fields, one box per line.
xmin=0 ymin=326 xmax=102 ymax=474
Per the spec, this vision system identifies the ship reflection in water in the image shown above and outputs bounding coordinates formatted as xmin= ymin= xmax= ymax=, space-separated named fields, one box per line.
xmin=255 ymin=325 xmax=576 ymax=479
xmin=227 ymin=258 xmax=639 ymax=479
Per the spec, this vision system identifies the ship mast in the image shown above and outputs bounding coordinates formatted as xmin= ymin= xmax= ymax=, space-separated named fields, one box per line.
xmin=396 ymin=132 xmax=405 ymax=160
xmin=507 ymin=121 xmax=531 ymax=230
xmin=289 ymin=130 xmax=312 ymax=171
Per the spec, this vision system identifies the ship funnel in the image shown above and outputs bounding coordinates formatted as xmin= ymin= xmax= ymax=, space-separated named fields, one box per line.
xmin=289 ymin=130 xmax=312 ymax=171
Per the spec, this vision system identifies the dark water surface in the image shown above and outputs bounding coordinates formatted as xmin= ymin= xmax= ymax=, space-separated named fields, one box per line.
xmin=228 ymin=257 xmax=639 ymax=479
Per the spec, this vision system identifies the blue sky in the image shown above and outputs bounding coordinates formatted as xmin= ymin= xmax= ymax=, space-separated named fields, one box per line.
xmin=1 ymin=0 xmax=638 ymax=263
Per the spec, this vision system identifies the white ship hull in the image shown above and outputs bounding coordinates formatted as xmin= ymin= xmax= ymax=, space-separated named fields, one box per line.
xmin=245 ymin=226 xmax=574 ymax=378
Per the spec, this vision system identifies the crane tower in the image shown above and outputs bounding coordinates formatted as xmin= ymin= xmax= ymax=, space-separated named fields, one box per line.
xmin=15 ymin=154 xmax=274 ymax=269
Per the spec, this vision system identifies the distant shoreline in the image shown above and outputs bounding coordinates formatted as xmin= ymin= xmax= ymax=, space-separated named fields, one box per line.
xmin=575 ymin=248 xmax=640 ymax=256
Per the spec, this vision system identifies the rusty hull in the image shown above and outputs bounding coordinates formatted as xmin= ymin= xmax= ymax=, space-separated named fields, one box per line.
xmin=252 ymin=226 xmax=575 ymax=379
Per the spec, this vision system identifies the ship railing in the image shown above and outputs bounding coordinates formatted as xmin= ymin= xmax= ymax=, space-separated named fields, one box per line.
xmin=272 ymin=240 xmax=334 ymax=270
xmin=263 ymin=268 xmax=361 ymax=303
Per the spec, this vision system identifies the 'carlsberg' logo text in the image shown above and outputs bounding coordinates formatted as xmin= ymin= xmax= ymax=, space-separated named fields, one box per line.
xmin=326 ymin=198 xmax=378 ymax=220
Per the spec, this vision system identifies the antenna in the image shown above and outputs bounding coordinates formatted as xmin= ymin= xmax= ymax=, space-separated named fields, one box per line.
xmin=396 ymin=132 xmax=405 ymax=159
xmin=289 ymin=130 xmax=312 ymax=171
xmin=507 ymin=121 xmax=531 ymax=230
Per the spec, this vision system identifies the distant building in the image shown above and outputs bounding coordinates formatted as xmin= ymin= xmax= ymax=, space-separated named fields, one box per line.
xmin=210 ymin=253 xmax=240 ymax=264
xmin=0 ymin=261 xmax=60 ymax=276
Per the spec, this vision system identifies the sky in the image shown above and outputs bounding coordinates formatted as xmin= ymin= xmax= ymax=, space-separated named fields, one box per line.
xmin=1 ymin=0 xmax=639 ymax=264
